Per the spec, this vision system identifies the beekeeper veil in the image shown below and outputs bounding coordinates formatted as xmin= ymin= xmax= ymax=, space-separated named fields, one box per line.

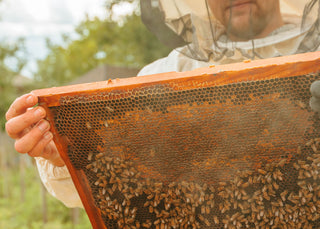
xmin=141 ymin=0 xmax=320 ymax=63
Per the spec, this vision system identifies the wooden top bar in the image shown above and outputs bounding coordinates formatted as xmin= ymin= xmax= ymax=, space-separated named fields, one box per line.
xmin=32 ymin=51 xmax=320 ymax=107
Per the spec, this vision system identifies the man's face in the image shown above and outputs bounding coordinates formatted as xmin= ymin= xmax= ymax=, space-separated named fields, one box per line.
xmin=207 ymin=0 xmax=281 ymax=40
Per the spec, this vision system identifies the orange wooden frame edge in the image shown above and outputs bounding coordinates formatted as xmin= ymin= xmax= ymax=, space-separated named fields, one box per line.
xmin=42 ymin=106 xmax=107 ymax=229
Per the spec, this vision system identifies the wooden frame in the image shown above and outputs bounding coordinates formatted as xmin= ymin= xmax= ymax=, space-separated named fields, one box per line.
xmin=32 ymin=51 xmax=320 ymax=228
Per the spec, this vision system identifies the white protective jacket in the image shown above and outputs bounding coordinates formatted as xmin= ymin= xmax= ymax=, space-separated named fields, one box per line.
xmin=36 ymin=15 xmax=320 ymax=208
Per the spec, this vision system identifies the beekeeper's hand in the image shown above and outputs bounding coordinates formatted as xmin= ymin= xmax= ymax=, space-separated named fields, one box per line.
xmin=5 ymin=93 xmax=65 ymax=167
xmin=310 ymin=81 xmax=320 ymax=114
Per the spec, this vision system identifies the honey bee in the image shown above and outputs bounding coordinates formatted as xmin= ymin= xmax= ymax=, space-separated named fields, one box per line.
xmin=85 ymin=122 xmax=92 ymax=129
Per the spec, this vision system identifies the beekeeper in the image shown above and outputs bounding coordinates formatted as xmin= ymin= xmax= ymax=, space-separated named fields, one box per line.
xmin=5 ymin=0 xmax=320 ymax=208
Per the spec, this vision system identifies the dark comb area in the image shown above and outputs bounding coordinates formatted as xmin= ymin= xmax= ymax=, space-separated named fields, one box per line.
xmin=49 ymin=73 xmax=320 ymax=228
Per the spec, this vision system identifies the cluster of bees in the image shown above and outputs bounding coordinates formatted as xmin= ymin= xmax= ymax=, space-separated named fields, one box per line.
xmin=85 ymin=138 xmax=320 ymax=229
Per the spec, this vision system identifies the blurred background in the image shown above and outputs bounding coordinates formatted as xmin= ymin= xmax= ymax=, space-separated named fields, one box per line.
xmin=0 ymin=0 xmax=171 ymax=228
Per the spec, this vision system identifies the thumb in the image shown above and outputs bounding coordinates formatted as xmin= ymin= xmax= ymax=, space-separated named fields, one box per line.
xmin=310 ymin=96 xmax=320 ymax=113
xmin=310 ymin=80 xmax=320 ymax=98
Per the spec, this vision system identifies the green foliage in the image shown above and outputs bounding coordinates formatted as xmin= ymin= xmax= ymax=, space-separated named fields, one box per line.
xmin=0 ymin=166 xmax=91 ymax=229
xmin=0 ymin=0 xmax=27 ymax=129
xmin=34 ymin=2 xmax=171 ymax=87
xmin=0 ymin=39 xmax=26 ymax=130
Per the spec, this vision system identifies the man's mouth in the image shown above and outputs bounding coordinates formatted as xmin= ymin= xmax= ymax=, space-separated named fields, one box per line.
xmin=227 ymin=1 xmax=254 ymax=10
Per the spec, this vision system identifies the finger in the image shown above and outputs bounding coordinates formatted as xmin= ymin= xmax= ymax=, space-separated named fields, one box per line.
xmin=42 ymin=141 xmax=65 ymax=166
xmin=310 ymin=81 xmax=320 ymax=99
xmin=6 ymin=94 xmax=38 ymax=121
xmin=14 ymin=120 xmax=51 ymax=154
xmin=310 ymin=97 xmax=320 ymax=113
xmin=6 ymin=107 xmax=46 ymax=139
xmin=30 ymin=141 xmax=65 ymax=167
xmin=28 ymin=132 xmax=54 ymax=158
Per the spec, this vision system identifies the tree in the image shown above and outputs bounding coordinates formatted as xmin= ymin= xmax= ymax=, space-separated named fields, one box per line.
xmin=34 ymin=0 xmax=171 ymax=87
xmin=0 ymin=0 xmax=27 ymax=129
xmin=0 ymin=39 xmax=26 ymax=129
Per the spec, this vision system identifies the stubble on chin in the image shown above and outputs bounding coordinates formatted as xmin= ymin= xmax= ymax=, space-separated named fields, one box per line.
xmin=224 ymin=10 xmax=268 ymax=41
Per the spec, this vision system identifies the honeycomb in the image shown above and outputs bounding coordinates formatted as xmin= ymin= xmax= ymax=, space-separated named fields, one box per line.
xmin=34 ymin=52 xmax=320 ymax=229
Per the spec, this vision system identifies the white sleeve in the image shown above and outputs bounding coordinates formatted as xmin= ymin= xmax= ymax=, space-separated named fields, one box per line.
xmin=137 ymin=52 xmax=178 ymax=76
xmin=137 ymin=48 xmax=211 ymax=76
xmin=35 ymin=157 xmax=83 ymax=208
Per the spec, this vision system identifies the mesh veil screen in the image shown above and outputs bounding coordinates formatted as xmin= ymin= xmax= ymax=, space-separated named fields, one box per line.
xmin=34 ymin=52 xmax=320 ymax=229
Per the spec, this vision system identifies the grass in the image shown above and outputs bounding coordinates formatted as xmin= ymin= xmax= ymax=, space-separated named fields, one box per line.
xmin=0 ymin=163 xmax=92 ymax=229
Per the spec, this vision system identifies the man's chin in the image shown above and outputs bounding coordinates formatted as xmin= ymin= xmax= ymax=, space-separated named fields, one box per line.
xmin=226 ymin=18 xmax=265 ymax=41
xmin=226 ymin=26 xmax=256 ymax=41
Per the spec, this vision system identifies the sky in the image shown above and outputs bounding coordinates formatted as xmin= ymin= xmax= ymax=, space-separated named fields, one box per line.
xmin=0 ymin=0 xmax=133 ymax=78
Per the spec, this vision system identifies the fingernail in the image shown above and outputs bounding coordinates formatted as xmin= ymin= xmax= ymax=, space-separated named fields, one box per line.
xmin=26 ymin=95 xmax=35 ymax=105
xmin=38 ymin=120 xmax=49 ymax=131
xmin=44 ymin=131 xmax=52 ymax=139
xmin=34 ymin=108 xmax=45 ymax=117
